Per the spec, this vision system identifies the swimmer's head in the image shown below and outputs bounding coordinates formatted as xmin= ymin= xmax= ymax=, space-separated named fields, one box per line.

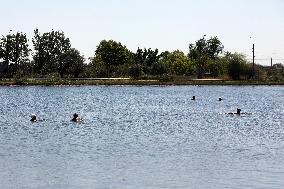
xmin=30 ymin=114 xmax=37 ymax=122
xmin=72 ymin=113 xmax=80 ymax=122
xmin=237 ymin=108 xmax=241 ymax=114
xmin=73 ymin=113 xmax=79 ymax=118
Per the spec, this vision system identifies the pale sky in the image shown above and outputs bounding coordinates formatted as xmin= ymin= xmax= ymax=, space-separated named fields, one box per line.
xmin=1 ymin=0 xmax=284 ymax=65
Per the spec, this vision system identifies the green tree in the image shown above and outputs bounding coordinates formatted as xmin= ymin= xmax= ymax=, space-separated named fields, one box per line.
xmin=128 ymin=48 xmax=145 ymax=78
xmin=89 ymin=55 xmax=108 ymax=77
xmin=0 ymin=31 xmax=30 ymax=77
xmin=224 ymin=53 xmax=250 ymax=80
xmin=58 ymin=48 xmax=85 ymax=78
xmin=268 ymin=63 xmax=284 ymax=81
xmin=189 ymin=36 xmax=223 ymax=78
xmin=161 ymin=50 xmax=192 ymax=75
xmin=207 ymin=37 xmax=224 ymax=59
xmin=207 ymin=59 xmax=223 ymax=77
xmin=128 ymin=64 xmax=143 ymax=78
xmin=133 ymin=48 xmax=160 ymax=75
xmin=32 ymin=29 xmax=71 ymax=77
xmin=94 ymin=40 xmax=132 ymax=77
xmin=133 ymin=48 xmax=145 ymax=65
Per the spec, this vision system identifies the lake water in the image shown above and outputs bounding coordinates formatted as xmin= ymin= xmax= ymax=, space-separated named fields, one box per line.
xmin=0 ymin=86 xmax=283 ymax=189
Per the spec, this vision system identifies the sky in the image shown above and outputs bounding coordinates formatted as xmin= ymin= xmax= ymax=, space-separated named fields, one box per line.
xmin=0 ymin=0 xmax=283 ymax=65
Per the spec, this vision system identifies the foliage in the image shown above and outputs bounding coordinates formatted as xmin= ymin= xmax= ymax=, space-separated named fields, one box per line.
xmin=133 ymin=48 xmax=160 ymax=75
xmin=1 ymin=29 xmax=282 ymax=82
xmin=189 ymin=36 xmax=224 ymax=78
xmin=128 ymin=64 xmax=143 ymax=78
xmin=150 ymin=62 xmax=168 ymax=76
xmin=33 ymin=29 xmax=71 ymax=77
xmin=266 ymin=63 xmax=284 ymax=82
xmin=94 ymin=40 xmax=132 ymax=77
xmin=160 ymin=50 xmax=192 ymax=76
xmin=0 ymin=32 xmax=30 ymax=77
xmin=222 ymin=53 xmax=251 ymax=80
xmin=89 ymin=55 xmax=108 ymax=77
xmin=58 ymin=48 xmax=85 ymax=78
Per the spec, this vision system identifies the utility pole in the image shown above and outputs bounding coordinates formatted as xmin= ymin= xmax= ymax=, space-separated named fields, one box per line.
xmin=271 ymin=57 xmax=273 ymax=68
xmin=252 ymin=44 xmax=255 ymax=79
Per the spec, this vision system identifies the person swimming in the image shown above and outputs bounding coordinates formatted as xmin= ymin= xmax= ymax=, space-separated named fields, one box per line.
xmin=191 ymin=96 xmax=196 ymax=100
xmin=71 ymin=113 xmax=81 ymax=122
xmin=219 ymin=98 xmax=222 ymax=101
xmin=30 ymin=114 xmax=37 ymax=122
xmin=228 ymin=108 xmax=241 ymax=115
xmin=236 ymin=108 xmax=241 ymax=115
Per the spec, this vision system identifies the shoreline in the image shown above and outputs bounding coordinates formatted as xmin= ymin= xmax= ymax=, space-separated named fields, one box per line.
xmin=0 ymin=78 xmax=283 ymax=86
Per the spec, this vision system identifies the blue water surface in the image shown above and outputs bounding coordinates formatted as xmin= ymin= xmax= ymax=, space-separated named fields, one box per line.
xmin=0 ymin=86 xmax=283 ymax=189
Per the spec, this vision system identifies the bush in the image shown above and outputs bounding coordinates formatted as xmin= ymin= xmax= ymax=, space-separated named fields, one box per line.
xmin=128 ymin=64 xmax=143 ymax=79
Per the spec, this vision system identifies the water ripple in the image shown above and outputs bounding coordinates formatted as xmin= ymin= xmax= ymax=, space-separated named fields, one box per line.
xmin=0 ymin=86 xmax=283 ymax=188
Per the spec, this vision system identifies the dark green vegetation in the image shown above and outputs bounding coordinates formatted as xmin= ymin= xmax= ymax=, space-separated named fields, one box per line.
xmin=0 ymin=29 xmax=283 ymax=85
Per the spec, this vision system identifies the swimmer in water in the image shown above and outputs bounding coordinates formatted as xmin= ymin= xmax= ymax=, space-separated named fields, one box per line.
xmin=191 ymin=96 xmax=196 ymax=100
xmin=236 ymin=108 xmax=241 ymax=115
xmin=71 ymin=113 xmax=81 ymax=122
xmin=219 ymin=98 xmax=222 ymax=101
xmin=30 ymin=114 xmax=37 ymax=122
xmin=228 ymin=108 xmax=241 ymax=115
xmin=226 ymin=108 xmax=253 ymax=115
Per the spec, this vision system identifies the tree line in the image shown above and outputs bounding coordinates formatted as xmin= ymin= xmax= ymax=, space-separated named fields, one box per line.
xmin=0 ymin=29 xmax=283 ymax=81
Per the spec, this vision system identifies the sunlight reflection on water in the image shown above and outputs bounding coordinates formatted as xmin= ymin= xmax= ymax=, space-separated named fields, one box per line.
xmin=0 ymin=86 xmax=283 ymax=188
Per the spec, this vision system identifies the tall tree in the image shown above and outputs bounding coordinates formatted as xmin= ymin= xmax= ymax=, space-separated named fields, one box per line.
xmin=133 ymin=48 xmax=160 ymax=75
xmin=59 ymin=48 xmax=85 ymax=78
xmin=0 ymin=31 xmax=30 ymax=76
xmin=94 ymin=40 xmax=132 ymax=77
xmin=160 ymin=50 xmax=192 ymax=75
xmin=223 ymin=53 xmax=250 ymax=80
xmin=189 ymin=36 xmax=223 ymax=78
xmin=32 ymin=29 xmax=71 ymax=77
xmin=207 ymin=37 xmax=223 ymax=59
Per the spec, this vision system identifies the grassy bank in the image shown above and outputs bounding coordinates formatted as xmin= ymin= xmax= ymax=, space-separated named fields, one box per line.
xmin=0 ymin=78 xmax=283 ymax=86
